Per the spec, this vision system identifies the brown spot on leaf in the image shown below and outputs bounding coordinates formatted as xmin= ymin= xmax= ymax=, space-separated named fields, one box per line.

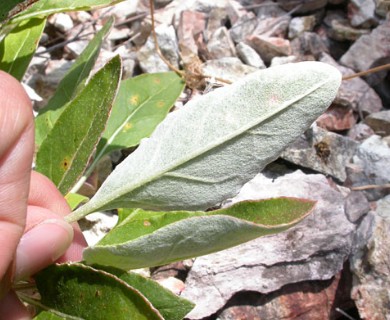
xmin=61 ymin=157 xmax=71 ymax=170
xmin=143 ymin=220 xmax=151 ymax=227
xmin=153 ymin=77 xmax=161 ymax=84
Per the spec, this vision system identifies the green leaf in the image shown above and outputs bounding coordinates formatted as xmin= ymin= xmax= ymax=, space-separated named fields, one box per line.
xmin=74 ymin=72 xmax=185 ymax=192
xmin=0 ymin=0 xmax=39 ymax=24
xmin=34 ymin=263 xmax=163 ymax=320
xmin=96 ymin=72 xmax=185 ymax=160
xmin=35 ymin=55 xmax=122 ymax=195
xmin=33 ymin=311 xmax=77 ymax=319
xmin=94 ymin=266 xmax=194 ymax=320
xmin=0 ymin=17 xmax=45 ymax=80
xmin=68 ymin=61 xmax=341 ymax=221
xmin=83 ymin=198 xmax=315 ymax=269
xmin=9 ymin=0 xmax=125 ymax=24
xmin=65 ymin=193 xmax=89 ymax=210
xmin=35 ymin=17 xmax=114 ymax=147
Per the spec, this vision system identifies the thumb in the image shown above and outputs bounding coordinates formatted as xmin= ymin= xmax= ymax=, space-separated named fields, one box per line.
xmin=14 ymin=217 xmax=74 ymax=281
xmin=0 ymin=71 xmax=34 ymax=295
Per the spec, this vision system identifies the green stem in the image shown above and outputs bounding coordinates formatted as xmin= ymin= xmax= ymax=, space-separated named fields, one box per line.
xmin=65 ymin=207 xmax=88 ymax=223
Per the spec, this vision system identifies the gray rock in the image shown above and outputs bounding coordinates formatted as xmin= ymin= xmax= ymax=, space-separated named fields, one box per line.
xmin=229 ymin=12 xmax=258 ymax=43
xmin=348 ymin=123 xmax=376 ymax=141
xmin=80 ymin=212 xmax=118 ymax=246
xmin=177 ymin=10 xmax=207 ymax=64
xmin=350 ymin=195 xmax=390 ymax=320
xmin=201 ymin=57 xmax=258 ymax=83
xmin=173 ymin=0 xmax=231 ymax=14
xmin=320 ymin=53 xmax=383 ymax=116
xmin=384 ymin=135 xmax=390 ymax=147
xmin=137 ymin=24 xmax=179 ymax=73
xmin=270 ymin=55 xmax=297 ymax=67
xmin=290 ymin=32 xmax=329 ymax=60
xmin=344 ymin=191 xmax=370 ymax=223
xmin=346 ymin=135 xmax=390 ymax=200
xmin=27 ymin=58 xmax=72 ymax=107
xmin=375 ymin=0 xmax=390 ymax=17
xmin=256 ymin=0 xmax=287 ymax=19
xmin=107 ymin=27 xmax=132 ymax=41
xmin=65 ymin=40 xmax=89 ymax=59
xmin=154 ymin=0 xmax=173 ymax=9
xmin=50 ymin=13 xmax=74 ymax=33
xmin=253 ymin=15 xmax=291 ymax=38
xmin=282 ymin=125 xmax=358 ymax=182
xmin=207 ymin=27 xmax=236 ymax=59
xmin=276 ymin=0 xmax=328 ymax=14
xmin=95 ymin=0 xmax=139 ymax=23
xmin=328 ymin=0 xmax=347 ymax=4
xmin=324 ymin=10 xmax=371 ymax=41
xmin=288 ymin=15 xmax=316 ymax=39
xmin=364 ymin=110 xmax=390 ymax=137
xmin=205 ymin=7 xmax=228 ymax=41
xmin=27 ymin=46 xmax=50 ymax=73
xmin=45 ymin=59 xmax=73 ymax=87
xmin=182 ymin=170 xmax=356 ymax=319
xmin=348 ymin=0 xmax=378 ymax=28
xmin=340 ymin=18 xmax=390 ymax=72
xmin=226 ymin=0 xmax=246 ymax=25
xmin=114 ymin=46 xmax=136 ymax=78
xmin=236 ymin=42 xmax=266 ymax=69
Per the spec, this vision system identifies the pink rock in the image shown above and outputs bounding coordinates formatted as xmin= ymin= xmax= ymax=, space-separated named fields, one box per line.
xmin=316 ymin=105 xmax=357 ymax=131
xmin=156 ymin=277 xmax=185 ymax=295
xmin=246 ymin=35 xmax=291 ymax=64
xmin=218 ymin=269 xmax=354 ymax=320
xmin=177 ymin=10 xmax=207 ymax=63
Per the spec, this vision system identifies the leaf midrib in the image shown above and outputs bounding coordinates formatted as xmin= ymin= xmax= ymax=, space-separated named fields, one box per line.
xmin=107 ymin=76 xmax=331 ymax=203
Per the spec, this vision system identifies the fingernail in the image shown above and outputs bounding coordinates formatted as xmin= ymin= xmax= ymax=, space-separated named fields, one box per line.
xmin=15 ymin=219 xmax=74 ymax=281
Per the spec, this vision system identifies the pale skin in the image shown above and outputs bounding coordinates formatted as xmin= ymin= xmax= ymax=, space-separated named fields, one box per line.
xmin=0 ymin=71 xmax=86 ymax=319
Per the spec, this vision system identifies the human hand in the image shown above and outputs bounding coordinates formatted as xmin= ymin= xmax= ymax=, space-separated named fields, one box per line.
xmin=0 ymin=71 xmax=87 ymax=319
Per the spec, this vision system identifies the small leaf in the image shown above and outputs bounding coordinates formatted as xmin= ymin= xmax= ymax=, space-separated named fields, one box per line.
xmin=35 ymin=56 xmax=122 ymax=195
xmin=0 ymin=17 xmax=45 ymax=80
xmin=35 ymin=17 xmax=114 ymax=147
xmin=94 ymin=266 xmax=194 ymax=320
xmin=0 ymin=0 xmax=38 ymax=24
xmin=95 ymin=72 xmax=185 ymax=160
xmin=35 ymin=263 xmax=163 ymax=320
xmin=69 ymin=61 xmax=341 ymax=221
xmin=65 ymin=193 xmax=89 ymax=210
xmin=9 ymin=0 xmax=125 ymax=24
xmin=83 ymin=198 xmax=315 ymax=270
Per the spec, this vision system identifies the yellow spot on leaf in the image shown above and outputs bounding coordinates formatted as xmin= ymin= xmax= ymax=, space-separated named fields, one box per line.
xmin=129 ymin=95 xmax=140 ymax=105
xmin=143 ymin=220 xmax=151 ymax=227
xmin=153 ymin=77 xmax=161 ymax=84
xmin=123 ymin=122 xmax=132 ymax=132
xmin=156 ymin=100 xmax=165 ymax=108
xmin=61 ymin=157 xmax=71 ymax=171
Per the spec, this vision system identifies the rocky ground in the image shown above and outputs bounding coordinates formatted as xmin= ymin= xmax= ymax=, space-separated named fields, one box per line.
xmin=24 ymin=0 xmax=390 ymax=319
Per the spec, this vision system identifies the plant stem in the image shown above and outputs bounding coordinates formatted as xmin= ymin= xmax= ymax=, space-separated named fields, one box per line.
xmin=149 ymin=0 xmax=184 ymax=76
xmin=148 ymin=0 xmax=232 ymax=86
xmin=342 ymin=63 xmax=390 ymax=80
xmin=351 ymin=184 xmax=390 ymax=191
xmin=65 ymin=207 xmax=88 ymax=223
